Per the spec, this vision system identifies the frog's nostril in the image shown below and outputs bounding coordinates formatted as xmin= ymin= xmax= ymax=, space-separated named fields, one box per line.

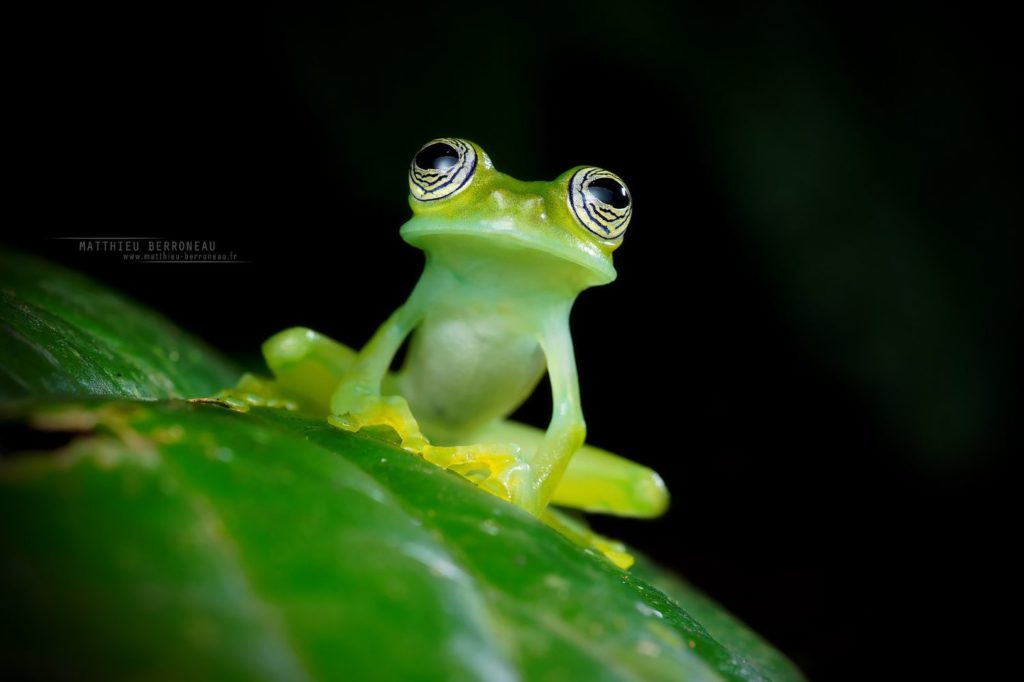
xmin=489 ymin=191 xmax=547 ymax=220
xmin=489 ymin=189 xmax=511 ymax=209
xmin=526 ymin=196 xmax=549 ymax=222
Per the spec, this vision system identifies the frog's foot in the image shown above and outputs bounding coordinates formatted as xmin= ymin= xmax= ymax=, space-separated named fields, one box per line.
xmin=421 ymin=442 xmax=531 ymax=506
xmin=189 ymin=373 xmax=298 ymax=413
xmin=327 ymin=394 xmax=430 ymax=452
xmin=329 ymin=397 xmax=532 ymax=505
xmin=542 ymin=507 xmax=635 ymax=570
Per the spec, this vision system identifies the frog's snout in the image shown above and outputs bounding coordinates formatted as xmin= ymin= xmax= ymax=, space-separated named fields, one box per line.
xmin=488 ymin=189 xmax=549 ymax=223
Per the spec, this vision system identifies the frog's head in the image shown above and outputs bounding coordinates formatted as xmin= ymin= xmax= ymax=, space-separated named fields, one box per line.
xmin=400 ymin=137 xmax=631 ymax=287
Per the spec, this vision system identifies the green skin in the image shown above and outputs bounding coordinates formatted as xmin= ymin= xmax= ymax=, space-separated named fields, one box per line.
xmin=255 ymin=139 xmax=668 ymax=525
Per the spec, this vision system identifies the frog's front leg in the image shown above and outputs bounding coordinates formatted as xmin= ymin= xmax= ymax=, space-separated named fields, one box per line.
xmin=521 ymin=315 xmax=589 ymax=516
xmin=328 ymin=302 xmax=430 ymax=452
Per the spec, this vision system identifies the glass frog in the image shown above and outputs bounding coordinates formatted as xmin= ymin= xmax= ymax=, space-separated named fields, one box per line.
xmin=223 ymin=138 xmax=668 ymax=568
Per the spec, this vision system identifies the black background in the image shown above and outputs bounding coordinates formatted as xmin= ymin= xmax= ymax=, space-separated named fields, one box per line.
xmin=6 ymin=1 xmax=1020 ymax=678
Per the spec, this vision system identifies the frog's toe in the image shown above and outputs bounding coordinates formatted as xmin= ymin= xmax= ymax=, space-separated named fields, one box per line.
xmin=328 ymin=394 xmax=429 ymax=452
xmin=190 ymin=374 xmax=297 ymax=412
xmin=421 ymin=442 xmax=536 ymax=508
xmin=542 ymin=508 xmax=635 ymax=570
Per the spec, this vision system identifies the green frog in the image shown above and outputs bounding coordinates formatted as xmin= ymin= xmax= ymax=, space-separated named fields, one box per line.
xmin=220 ymin=138 xmax=668 ymax=568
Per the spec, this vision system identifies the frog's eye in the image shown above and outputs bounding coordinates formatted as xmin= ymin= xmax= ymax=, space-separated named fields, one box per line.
xmin=409 ymin=138 xmax=478 ymax=201
xmin=568 ymin=167 xmax=632 ymax=239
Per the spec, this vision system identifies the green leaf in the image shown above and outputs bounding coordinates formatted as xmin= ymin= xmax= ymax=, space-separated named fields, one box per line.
xmin=0 ymin=251 xmax=804 ymax=680
xmin=1 ymin=401 xmax=799 ymax=681
xmin=0 ymin=247 xmax=239 ymax=401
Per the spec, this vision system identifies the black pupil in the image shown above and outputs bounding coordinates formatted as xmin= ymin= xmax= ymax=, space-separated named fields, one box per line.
xmin=587 ymin=178 xmax=630 ymax=209
xmin=415 ymin=142 xmax=460 ymax=171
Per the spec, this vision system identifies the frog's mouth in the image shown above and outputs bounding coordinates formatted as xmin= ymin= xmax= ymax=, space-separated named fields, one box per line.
xmin=399 ymin=216 xmax=617 ymax=286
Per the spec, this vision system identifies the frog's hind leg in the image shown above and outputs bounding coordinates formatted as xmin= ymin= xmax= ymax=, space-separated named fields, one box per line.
xmin=193 ymin=327 xmax=357 ymax=412
xmin=261 ymin=327 xmax=359 ymax=412
xmin=263 ymin=328 xmax=431 ymax=452
xmin=459 ymin=419 xmax=668 ymax=569
xmin=478 ymin=420 xmax=670 ymax=519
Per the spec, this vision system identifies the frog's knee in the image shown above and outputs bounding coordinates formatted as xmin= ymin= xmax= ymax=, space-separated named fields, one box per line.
xmin=630 ymin=469 xmax=670 ymax=518
xmin=260 ymin=328 xmax=358 ymax=413
xmin=263 ymin=327 xmax=351 ymax=369
xmin=598 ymin=467 xmax=669 ymax=519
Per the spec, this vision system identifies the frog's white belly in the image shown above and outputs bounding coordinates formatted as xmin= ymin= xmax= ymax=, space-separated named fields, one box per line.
xmin=398 ymin=311 xmax=546 ymax=443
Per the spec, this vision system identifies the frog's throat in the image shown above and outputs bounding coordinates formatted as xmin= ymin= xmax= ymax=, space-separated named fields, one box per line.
xmin=400 ymin=217 xmax=617 ymax=286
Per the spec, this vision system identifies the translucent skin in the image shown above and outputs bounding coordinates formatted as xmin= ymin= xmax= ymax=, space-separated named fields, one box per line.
xmin=252 ymin=140 xmax=668 ymax=567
